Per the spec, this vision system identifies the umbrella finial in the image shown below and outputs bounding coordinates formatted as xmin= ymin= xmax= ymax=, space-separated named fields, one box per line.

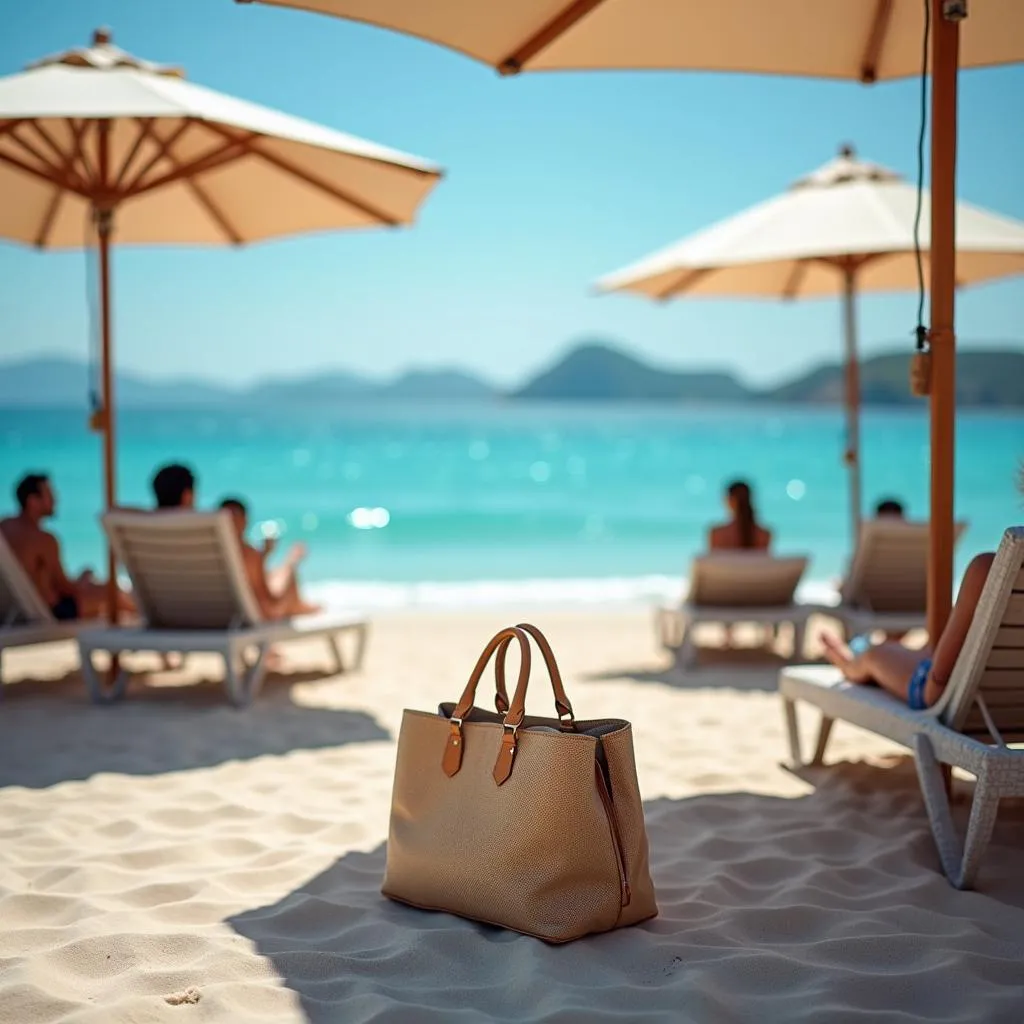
xmin=93 ymin=27 xmax=113 ymax=46
xmin=839 ymin=143 xmax=856 ymax=159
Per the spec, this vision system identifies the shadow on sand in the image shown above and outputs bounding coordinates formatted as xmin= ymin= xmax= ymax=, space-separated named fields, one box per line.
xmin=0 ymin=666 xmax=388 ymax=788
xmin=229 ymin=761 xmax=1024 ymax=1023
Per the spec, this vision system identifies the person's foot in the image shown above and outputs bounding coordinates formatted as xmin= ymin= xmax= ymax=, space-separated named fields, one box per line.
xmin=819 ymin=631 xmax=871 ymax=683
xmin=294 ymin=600 xmax=322 ymax=616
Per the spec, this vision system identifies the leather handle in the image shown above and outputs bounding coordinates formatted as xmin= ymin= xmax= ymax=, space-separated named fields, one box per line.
xmin=451 ymin=626 xmax=531 ymax=723
xmin=444 ymin=627 xmax=532 ymax=778
xmin=494 ymin=623 xmax=575 ymax=727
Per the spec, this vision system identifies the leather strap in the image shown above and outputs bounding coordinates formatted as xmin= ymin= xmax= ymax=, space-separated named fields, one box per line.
xmin=444 ymin=627 xmax=531 ymax=778
xmin=493 ymin=622 xmax=576 ymax=728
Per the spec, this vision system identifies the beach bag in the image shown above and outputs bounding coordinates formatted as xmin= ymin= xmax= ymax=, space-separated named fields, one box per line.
xmin=381 ymin=622 xmax=658 ymax=943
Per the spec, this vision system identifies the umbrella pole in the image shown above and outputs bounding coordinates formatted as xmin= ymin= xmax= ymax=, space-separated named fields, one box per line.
xmin=927 ymin=0 xmax=960 ymax=642
xmin=95 ymin=118 xmax=118 ymax=626
xmin=96 ymin=206 xmax=118 ymax=624
xmin=841 ymin=266 xmax=862 ymax=548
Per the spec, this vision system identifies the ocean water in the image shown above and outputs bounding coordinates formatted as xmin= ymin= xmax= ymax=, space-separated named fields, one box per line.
xmin=1 ymin=404 xmax=1020 ymax=609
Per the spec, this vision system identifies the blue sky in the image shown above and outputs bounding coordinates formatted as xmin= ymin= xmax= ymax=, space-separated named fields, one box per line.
xmin=1 ymin=0 xmax=1022 ymax=388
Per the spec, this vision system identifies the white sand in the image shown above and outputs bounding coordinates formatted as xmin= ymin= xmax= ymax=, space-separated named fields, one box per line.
xmin=1 ymin=610 xmax=1022 ymax=1023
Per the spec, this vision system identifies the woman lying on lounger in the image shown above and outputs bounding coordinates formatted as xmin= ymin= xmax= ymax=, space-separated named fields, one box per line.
xmin=820 ymin=551 xmax=995 ymax=710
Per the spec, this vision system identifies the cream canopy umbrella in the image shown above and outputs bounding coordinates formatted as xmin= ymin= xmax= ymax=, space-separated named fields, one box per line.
xmin=236 ymin=0 xmax=1024 ymax=640
xmin=0 ymin=29 xmax=443 ymax=622
xmin=597 ymin=144 xmax=1024 ymax=542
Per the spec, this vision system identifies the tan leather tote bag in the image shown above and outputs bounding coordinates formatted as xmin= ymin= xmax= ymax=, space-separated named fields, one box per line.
xmin=382 ymin=623 xmax=658 ymax=943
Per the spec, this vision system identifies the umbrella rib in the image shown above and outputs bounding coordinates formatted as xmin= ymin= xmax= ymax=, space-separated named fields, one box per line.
xmin=27 ymin=119 xmax=93 ymax=194
xmin=67 ymin=119 xmax=97 ymax=190
xmin=124 ymin=126 xmax=260 ymax=196
xmin=34 ymin=188 xmax=64 ymax=248
xmin=860 ymin=0 xmax=894 ymax=83
xmin=656 ymin=267 xmax=710 ymax=302
xmin=120 ymin=119 xmax=195 ymax=194
xmin=0 ymin=147 xmax=88 ymax=195
xmin=781 ymin=261 xmax=809 ymax=300
xmin=4 ymin=128 xmax=73 ymax=186
xmin=498 ymin=0 xmax=610 ymax=74
xmin=203 ymin=123 xmax=401 ymax=226
xmin=0 ymin=118 xmax=26 ymax=140
xmin=111 ymin=117 xmax=159 ymax=192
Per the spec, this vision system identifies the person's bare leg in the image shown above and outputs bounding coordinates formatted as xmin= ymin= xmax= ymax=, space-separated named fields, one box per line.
xmin=267 ymin=565 xmax=321 ymax=617
xmin=819 ymin=632 xmax=924 ymax=700
xmin=74 ymin=576 xmax=135 ymax=619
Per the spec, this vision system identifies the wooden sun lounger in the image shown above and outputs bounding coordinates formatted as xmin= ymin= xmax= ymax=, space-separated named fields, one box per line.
xmin=77 ymin=510 xmax=369 ymax=707
xmin=780 ymin=526 xmax=1024 ymax=888
xmin=656 ymin=553 xmax=811 ymax=668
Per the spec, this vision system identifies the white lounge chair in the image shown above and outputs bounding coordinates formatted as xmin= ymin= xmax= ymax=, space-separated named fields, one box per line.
xmin=780 ymin=526 xmax=1024 ymax=889
xmin=656 ymin=553 xmax=811 ymax=668
xmin=827 ymin=518 xmax=967 ymax=638
xmin=0 ymin=532 xmax=96 ymax=689
xmin=77 ymin=510 xmax=369 ymax=707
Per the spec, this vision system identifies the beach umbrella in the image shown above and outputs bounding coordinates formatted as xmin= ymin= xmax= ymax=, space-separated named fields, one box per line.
xmin=0 ymin=29 xmax=443 ymax=621
xmin=595 ymin=144 xmax=1024 ymax=543
xmin=235 ymin=0 xmax=1024 ymax=638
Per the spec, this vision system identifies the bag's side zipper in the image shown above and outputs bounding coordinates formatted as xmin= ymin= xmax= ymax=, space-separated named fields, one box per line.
xmin=594 ymin=755 xmax=631 ymax=908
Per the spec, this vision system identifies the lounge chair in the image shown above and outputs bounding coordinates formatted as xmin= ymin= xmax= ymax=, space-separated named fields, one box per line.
xmin=827 ymin=518 xmax=967 ymax=638
xmin=780 ymin=526 xmax=1024 ymax=888
xmin=0 ymin=532 xmax=95 ymax=689
xmin=77 ymin=510 xmax=369 ymax=707
xmin=656 ymin=553 xmax=811 ymax=668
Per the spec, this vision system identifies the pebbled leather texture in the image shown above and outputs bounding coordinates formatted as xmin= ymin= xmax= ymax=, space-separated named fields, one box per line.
xmin=382 ymin=623 xmax=658 ymax=943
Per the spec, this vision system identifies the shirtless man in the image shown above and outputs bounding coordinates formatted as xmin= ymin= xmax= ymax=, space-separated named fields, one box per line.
xmin=1 ymin=473 xmax=133 ymax=619
xmin=219 ymin=498 xmax=321 ymax=620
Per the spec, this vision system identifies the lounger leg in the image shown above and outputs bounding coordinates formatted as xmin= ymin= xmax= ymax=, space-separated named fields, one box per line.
xmin=223 ymin=644 xmax=270 ymax=708
xmin=328 ymin=634 xmax=347 ymax=674
xmin=350 ymin=624 xmax=368 ymax=671
xmin=80 ymin=644 xmax=131 ymax=704
xmin=912 ymin=734 xmax=999 ymax=889
xmin=677 ymin=624 xmax=697 ymax=669
xmin=654 ymin=607 xmax=682 ymax=651
xmin=810 ymin=716 xmax=834 ymax=766
xmin=783 ymin=697 xmax=803 ymax=765
xmin=791 ymin=620 xmax=808 ymax=662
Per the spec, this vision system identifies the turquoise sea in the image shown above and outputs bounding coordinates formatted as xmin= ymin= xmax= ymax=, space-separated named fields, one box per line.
xmin=1 ymin=404 xmax=1020 ymax=609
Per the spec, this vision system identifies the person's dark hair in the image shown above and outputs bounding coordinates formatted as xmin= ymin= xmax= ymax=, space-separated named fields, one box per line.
xmin=727 ymin=479 xmax=757 ymax=549
xmin=152 ymin=463 xmax=196 ymax=509
xmin=15 ymin=472 xmax=49 ymax=511
xmin=219 ymin=497 xmax=247 ymax=516
xmin=875 ymin=498 xmax=905 ymax=517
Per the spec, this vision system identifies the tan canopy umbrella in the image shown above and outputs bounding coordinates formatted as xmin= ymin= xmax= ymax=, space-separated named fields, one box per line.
xmin=0 ymin=29 xmax=442 ymax=620
xmin=235 ymin=0 xmax=1023 ymax=638
xmin=597 ymin=144 xmax=1024 ymax=542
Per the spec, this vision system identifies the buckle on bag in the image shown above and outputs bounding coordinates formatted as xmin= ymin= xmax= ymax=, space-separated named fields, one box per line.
xmin=442 ymin=717 xmax=465 ymax=778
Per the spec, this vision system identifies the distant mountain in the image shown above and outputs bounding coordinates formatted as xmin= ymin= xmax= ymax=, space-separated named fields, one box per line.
xmin=0 ymin=357 xmax=236 ymax=408
xmin=385 ymin=369 xmax=496 ymax=401
xmin=767 ymin=349 xmax=1024 ymax=406
xmin=0 ymin=356 xmax=497 ymax=407
xmin=514 ymin=341 xmax=749 ymax=402
xmin=1 ymin=344 xmax=1021 ymax=409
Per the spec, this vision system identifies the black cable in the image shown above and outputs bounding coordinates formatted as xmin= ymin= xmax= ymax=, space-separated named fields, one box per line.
xmin=912 ymin=0 xmax=931 ymax=352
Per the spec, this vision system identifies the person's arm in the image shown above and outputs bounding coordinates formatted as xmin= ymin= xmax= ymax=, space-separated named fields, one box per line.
xmin=242 ymin=545 xmax=281 ymax=620
xmin=708 ymin=525 xmax=723 ymax=551
xmin=926 ymin=551 xmax=995 ymax=703
xmin=42 ymin=533 xmax=77 ymax=598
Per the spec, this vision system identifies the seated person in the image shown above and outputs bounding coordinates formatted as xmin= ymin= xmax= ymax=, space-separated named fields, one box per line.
xmin=874 ymin=497 xmax=906 ymax=518
xmin=1 ymin=472 xmax=133 ymax=619
xmin=708 ymin=479 xmax=771 ymax=552
xmin=219 ymin=497 xmax=321 ymax=621
xmin=819 ymin=551 xmax=994 ymax=709
xmin=152 ymin=463 xmax=196 ymax=509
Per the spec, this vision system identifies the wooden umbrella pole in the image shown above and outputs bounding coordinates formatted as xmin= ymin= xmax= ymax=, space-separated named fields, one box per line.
xmin=95 ymin=117 xmax=119 ymax=626
xmin=927 ymin=0 xmax=961 ymax=643
xmin=96 ymin=205 xmax=118 ymax=624
xmin=841 ymin=264 xmax=862 ymax=548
